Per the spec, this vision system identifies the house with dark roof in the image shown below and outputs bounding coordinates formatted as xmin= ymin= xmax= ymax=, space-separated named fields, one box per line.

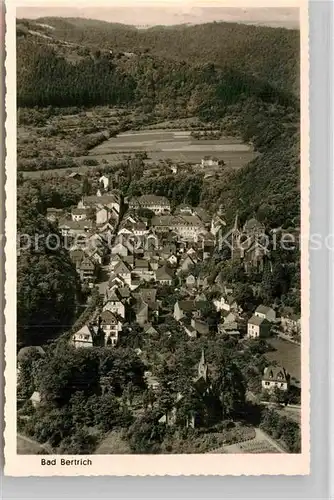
xmin=134 ymin=299 xmax=149 ymax=326
xmin=247 ymin=315 xmax=270 ymax=338
xmin=99 ymin=310 xmax=122 ymax=346
xmin=80 ymin=193 xmax=120 ymax=214
xmin=103 ymin=289 xmax=126 ymax=318
xmin=133 ymin=288 xmax=157 ymax=305
xmin=262 ymin=365 xmax=290 ymax=391
xmin=255 ymin=305 xmax=276 ymax=322
xmin=46 ymin=208 xmax=64 ymax=223
xmin=78 ymin=257 xmax=96 ymax=283
xmin=59 ymin=218 xmax=93 ymax=237
xmin=69 ymin=248 xmax=86 ymax=269
xmin=129 ymin=195 xmax=171 ymax=214
xmin=173 ymin=300 xmax=207 ymax=322
xmin=132 ymin=259 xmax=155 ymax=282
xmin=155 ymin=265 xmax=174 ymax=285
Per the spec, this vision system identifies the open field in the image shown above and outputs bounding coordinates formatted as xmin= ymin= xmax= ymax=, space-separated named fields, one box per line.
xmin=22 ymin=128 xmax=257 ymax=178
xmin=90 ymin=128 xmax=254 ymax=159
xmin=266 ymin=337 xmax=301 ymax=387
xmin=221 ymin=428 xmax=286 ymax=454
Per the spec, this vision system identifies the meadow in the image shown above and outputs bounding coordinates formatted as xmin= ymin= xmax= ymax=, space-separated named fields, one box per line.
xmin=266 ymin=338 xmax=301 ymax=387
xmin=21 ymin=128 xmax=257 ymax=178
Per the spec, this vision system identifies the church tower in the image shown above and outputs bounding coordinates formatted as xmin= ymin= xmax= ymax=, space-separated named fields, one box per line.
xmin=198 ymin=348 xmax=208 ymax=382
xmin=231 ymin=211 xmax=243 ymax=260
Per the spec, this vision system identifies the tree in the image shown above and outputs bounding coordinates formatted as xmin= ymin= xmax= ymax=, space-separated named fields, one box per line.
xmin=58 ymin=428 xmax=98 ymax=454
xmin=17 ymin=346 xmax=45 ymax=399
xmin=212 ymin=353 xmax=246 ymax=419
xmin=82 ymin=176 xmax=92 ymax=196
xmin=127 ymin=411 xmax=165 ymax=453
xmin=17 ymin=187 xmax=80 ymax=346
xmin=34 ymin=346 xmax=101 ymax=406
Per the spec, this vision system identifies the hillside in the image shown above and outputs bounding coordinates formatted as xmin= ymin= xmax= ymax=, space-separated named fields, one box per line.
xmin=17 ymin=17 xmax=299 ymax=96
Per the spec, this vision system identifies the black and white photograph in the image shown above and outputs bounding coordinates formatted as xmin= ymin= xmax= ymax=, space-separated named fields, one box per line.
xmin=4 ymin=0 xmax=310 ymax=476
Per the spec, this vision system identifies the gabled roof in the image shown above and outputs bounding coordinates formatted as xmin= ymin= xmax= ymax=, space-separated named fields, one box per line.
xmin=134 ymin=298 xmax=149 ymax=315
xmin=248 ymin=315 xmax=269 ymax=326
xmin=74 ymin=324 xmax=94 ymax=340
xmin=100 ymin=310 xmax=118 ymax=325
xmin=263 ymin=365 xmax=289 ymax=383
xmin=59 ymin=218 xmax=93 ymax=230
xmin=72 ymin=208 xmax=88 ymax=216
xmin=79 ymin=257 xmax=95 ymax=270
xmin=84 ymin=194 xmax=120 ymax=207
xmin=256 ymin=305 xmax=274 ymax=315
xmin=134 ymin=288 xmax=157 ymax=304
xmin=176 ymin=300 xmax=207 ymax=313
xmin=134 ymin=259 xmax=149 ymax=270
xmin=156 ymin=265 xmax=174 ymax=281
xmin=105 ymin=288 xmax=122 ymax=302
xmin=194 ymin=207 xmax=211 ymax=224
xmin=114 ymin=261 xmax=131 ymax=275
xmin=130 ymin=195 xmax=170 ymax=207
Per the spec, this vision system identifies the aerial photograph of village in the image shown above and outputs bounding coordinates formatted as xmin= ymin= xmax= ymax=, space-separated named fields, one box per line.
xmin=16 ymin=6 xmax=302 ymax=455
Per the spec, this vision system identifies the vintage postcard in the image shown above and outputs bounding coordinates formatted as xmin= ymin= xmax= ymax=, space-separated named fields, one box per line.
xmin=4 ymin=0 xmax=310 ymax=476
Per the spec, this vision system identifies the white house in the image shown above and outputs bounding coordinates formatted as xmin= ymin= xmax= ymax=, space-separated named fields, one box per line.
xmin=99 ymin=175 xmax=110 ymax=190
xmin=96 ymin=207 xmax=109 ymax=225
xmin=114 ymin=261 xmax=132 ymax=287
xmin=247 ymin=315 xmax=270 ymax=339
xmin=201 ymin=156 xmax=220 ymax=168
xmin=262 ymin=365 xmax=290 ymax=391
xmin=255 ymin=305 xmax=276 ymax=322
xmin=30 ymin=391 xmax=41 ymax=408
xmin=103 ymin=290 xmax=126 ymax=318
xmin=129 ymin=195 xmax=171 ymax=215
xmin=111 ymin=242 xmax=129 ymax=257
xmin=71 ymin=208 xmax=88 ymax=222
xmin=72 ymin=325 xmax=95 ymax=348
xmin=213 ymin=295 xmax=239 ymax=313
xmin=100 ymin=310 xmax=122 ymax=346
xmin=281 ymin=314 xmax=301 ymax=336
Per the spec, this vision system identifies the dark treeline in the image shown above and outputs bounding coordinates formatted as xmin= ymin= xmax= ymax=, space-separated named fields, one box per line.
xmin=17 ymin=31 xmax=298 ymax=111
xmin=18 ymin=17 xmax=299 ymax=95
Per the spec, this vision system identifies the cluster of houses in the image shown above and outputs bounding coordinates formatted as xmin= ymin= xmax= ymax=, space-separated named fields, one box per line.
xmin=47 ymin=190 xmax=122 ymax=286
xmin=44 ymin=189 xmax=300 ymax=404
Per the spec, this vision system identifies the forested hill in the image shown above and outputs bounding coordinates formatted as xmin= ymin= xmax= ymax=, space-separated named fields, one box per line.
xmin=17 ymin=17 xmax=299 ymax=98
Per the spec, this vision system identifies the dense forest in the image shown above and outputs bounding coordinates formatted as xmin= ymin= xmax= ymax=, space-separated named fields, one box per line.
xmin=17 ymin=17 xmax=299 ymax=95
xmin=17 ymin=21 xmax=298 ymax=110
xmin=17 ymin=183 xmax=81 ymax=347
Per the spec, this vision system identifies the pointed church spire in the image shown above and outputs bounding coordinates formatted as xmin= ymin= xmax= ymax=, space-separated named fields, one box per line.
xmin=233 ymin=211 xmax=239 ymax=232
xmin=198 ymin=348 xmax=208 ymax=381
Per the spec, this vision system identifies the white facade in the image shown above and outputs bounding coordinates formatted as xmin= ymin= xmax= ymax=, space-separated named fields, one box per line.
xmin=99 ymin=175 xmax=110 ymax=190
xmin=71 ymin=212 xmax=87 ymax=222
xmin=72 ymin=325 xmax=94 ymax=348
xmin=255 ymin=306 xmax=276 ymax=322
xmin=103 ymin=300 xmax=125 ymax=319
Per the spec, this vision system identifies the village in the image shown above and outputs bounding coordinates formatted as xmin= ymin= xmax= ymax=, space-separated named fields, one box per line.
xmin=21 ymin=164 xmax=299 ymax=442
